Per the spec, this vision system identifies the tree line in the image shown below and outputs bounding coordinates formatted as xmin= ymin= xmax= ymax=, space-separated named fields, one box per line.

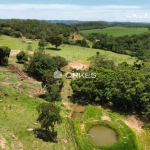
xmin=82 ymin=33 xmax=150 ymax=61
xmin=0 ymin=19 xmax=77 ymax=39
xmin=75 ymin=21 xmax=150 ymax=31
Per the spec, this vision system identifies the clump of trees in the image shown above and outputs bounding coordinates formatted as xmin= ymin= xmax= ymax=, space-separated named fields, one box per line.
xmin=71 ymin=54 xmax=150 ymax=121
xmin=16 ymin=51 xmax=28 ymax=63
xmin=75 ymin=38 xmax=90 ymax=48
xmin=26 ymin=52 xmax=57 ymax=79
xmin=26 ymin=52 xmax=67 ymax=102
xmin=0 ymin=19 xmax=76 ymax=40
xmin=0 ymin=46 xmax=11 ymax=66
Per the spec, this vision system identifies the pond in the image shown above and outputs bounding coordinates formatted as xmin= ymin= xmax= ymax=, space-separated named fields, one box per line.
xmin=71 ymin=105 xmax=86 ymax=120
xmin=88 ymin=125 xmax=117 ymax=146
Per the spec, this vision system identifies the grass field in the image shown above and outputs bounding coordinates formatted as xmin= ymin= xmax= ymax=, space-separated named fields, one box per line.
xmin=45 ymin=44 xmax=137 ymax=64
xmin=80 ymin=27 xmax=149 ymax=37
xmin=0 ymin=35 xmax=38 ymax=50
xmin=0 ymin=35 xmax=137 ymax=64
xmin=0 ymin=67 xmax=76 ymax=150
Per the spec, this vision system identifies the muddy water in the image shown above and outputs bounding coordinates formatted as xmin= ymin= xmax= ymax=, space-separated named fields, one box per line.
xmin=71 ymin=105 xmax=86 ymax=120
xmin=88 ymin=125 xmax=117 ymax=146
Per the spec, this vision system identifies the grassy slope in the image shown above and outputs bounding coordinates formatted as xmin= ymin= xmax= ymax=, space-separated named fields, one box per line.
xmin=80 ymin=27 xmax=149 ymax=37
xmin=0 ymin=35 xmax=137 ymax=64
xmin=0 ymin=35 xmax=38 ymax=50
xmin=45 ymin=44 xmax=137 ymax=64
xmin=0 ymin=35 xmax=150 ymax=149
xmin=0 ymin=67 xmax=76 ymax=150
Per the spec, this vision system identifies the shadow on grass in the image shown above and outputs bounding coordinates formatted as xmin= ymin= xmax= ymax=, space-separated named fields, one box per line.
xmin=33 ymin=128 xmax=58 ymax=142
xmin=68 ymin=95 xmax=89 ymax=106
xmin=46 ymin=47 xmax=61 ymax=51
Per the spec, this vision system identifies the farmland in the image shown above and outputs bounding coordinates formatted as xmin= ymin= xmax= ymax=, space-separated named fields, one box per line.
xmin=80 ymin=27 xmax=149 ymax=37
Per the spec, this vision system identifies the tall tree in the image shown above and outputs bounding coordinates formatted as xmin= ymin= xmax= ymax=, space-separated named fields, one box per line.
xmin=49 ymin=35 xmax=62 ymax=49
xmin=37 ymin=102 xmax=61 ymax=131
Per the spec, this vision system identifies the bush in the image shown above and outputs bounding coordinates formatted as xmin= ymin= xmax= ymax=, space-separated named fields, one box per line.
xmin=26 ymin=52 xmax=57 ymax=79
xmin=16 ymin=51 xmax=28 ymax=63
xmin=0 ymin=46 xmax=11 ymax=66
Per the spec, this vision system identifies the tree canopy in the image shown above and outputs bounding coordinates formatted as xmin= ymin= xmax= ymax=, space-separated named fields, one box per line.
xmin=37 ymin=102 xmax=61 ymax=131
xmin=71 ymin=54 xmax=150 ymax=120
xmin=0 ymin=46 xmax=11 ymax=66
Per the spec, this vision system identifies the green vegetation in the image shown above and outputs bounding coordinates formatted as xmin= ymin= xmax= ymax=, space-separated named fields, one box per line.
xmin=45 ymin=44 xmax=137 ymax=64
xmin=37 ymin=102 xmax=61 ymax=132
xmin=26 ymin=52 xmax=57 ymax=79
xmin=73 ymin=106 xmax=140 ymax=150
xmin=80 ymin=27 xmax=149 ymax=37
xmin=16 ymin=51 xmax=28 ymax=63
xmin=0 ymin=67 xmax=76 ymax=150
xmin=48 ymin=35 xmax=63 ymax=49
xmin=1 ymin=19 xmax=150 ymax=150
xmin=71 ymin=55 xmax=150 ymax=121
xmin=0 ymin=19 xmax=77 ymax=39
xmin=0 ymin=46 xmax=11 ymax=66
xmin=0 ymin=35 xmax=38 ymax=50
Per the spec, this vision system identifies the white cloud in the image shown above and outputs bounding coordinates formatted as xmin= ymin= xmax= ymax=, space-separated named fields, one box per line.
xmin=0 ymin=4 xmax=141 ymax=11
xmin=0 ymin=3 xmax=149 ymax=22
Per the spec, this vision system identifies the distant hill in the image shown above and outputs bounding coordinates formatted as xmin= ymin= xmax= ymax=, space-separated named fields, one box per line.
xmin=44 ymin=20 xmax=86 ymax=24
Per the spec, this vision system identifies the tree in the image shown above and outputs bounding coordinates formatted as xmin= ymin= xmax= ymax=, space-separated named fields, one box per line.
xmin=53 ymin=56 xmax=68 ymax=69
xmin=42 ymin=70 xmax=63 ymax=101
xmin=26 ymin=53 xmax=57 ymax=79
xmin=16 ymin=51 xmax=28 ymax=63
xmin=49 ymin=35 xmax=62 ymax=49
xmin=38 ymin=40 xmax=46 ymax=51
xmin=0 ymin=46 xmax=11 ymax=66
xmin=37 ymin=102 xmax=61 ymax=131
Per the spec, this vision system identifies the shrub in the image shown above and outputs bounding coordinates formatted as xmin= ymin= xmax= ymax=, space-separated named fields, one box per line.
xmin=0 ymin=46 xmax=11 ymax=66
xmin=16 ymin=51 xmax=28 ymax=63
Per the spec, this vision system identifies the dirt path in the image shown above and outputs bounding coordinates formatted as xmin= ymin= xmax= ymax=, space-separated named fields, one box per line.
xmin=0 ymin=134 xmax=6 ymax=150
xmin=123 ymin=115 xmax=145 ymax=134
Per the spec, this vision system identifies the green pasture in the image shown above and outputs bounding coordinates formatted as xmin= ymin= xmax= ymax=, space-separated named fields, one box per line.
xmin=73 ymin=105 xmax=141 ymax=150
xmin=45 ymin=44 xmax=137 ymax=64
xmin=80 ymin=27 xmax=149 ymax=37
xmin=0 ymin=67 xmax=76 ymax=150
xmin=0 ymin=35 xmax=137 ymax=65
xmin=0 ymin=35 xmax=38 ymax=50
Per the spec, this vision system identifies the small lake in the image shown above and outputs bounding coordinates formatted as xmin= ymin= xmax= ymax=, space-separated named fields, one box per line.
xmin=88 ymin=125 xmax=117 ymax=146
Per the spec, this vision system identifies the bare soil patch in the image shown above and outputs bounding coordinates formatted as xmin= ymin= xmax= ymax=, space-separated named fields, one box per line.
xmin=0 ymin=134 xmax=6 ymax=150
xmin=123 ymin=115 xmax=145 ymax=134
xmin=68 ymin=62 xmax=89 ymax=70
xmin=101 ymin=115 xmax=111 ymax=121
xmin=10 ymin=50 xmax=34 ymax=56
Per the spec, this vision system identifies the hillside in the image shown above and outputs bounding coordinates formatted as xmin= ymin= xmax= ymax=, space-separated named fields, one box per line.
xmin=1 ymin=20 xmax=150 ymax=149
xmin=80 ymin=27 xmax=149 ymax=37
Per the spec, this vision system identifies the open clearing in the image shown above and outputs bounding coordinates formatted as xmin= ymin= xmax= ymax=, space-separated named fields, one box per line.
xmin=80 ymin=27 xmax=149 ymax=37
xmin=0 ymin=35 xmax=137 ymax=64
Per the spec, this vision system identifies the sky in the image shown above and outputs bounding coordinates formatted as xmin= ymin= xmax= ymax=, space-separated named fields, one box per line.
xmin=0 ymin=0 xmax=150 ymax=22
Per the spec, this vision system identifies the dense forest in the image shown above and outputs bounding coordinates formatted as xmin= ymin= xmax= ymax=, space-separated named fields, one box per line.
xmin=0 ymin=19 xmax=77 ymax=39
xmin=75 ymin=21 xmax=150 ymax=31
xmin=71 ymin=54 xmax=150 ymax=122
